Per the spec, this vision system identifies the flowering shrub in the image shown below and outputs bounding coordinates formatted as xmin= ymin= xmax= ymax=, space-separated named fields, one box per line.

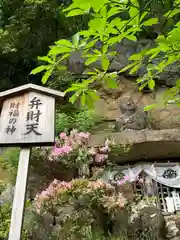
xmin=35 ymin=178 xmax=126 ymax=213
xmin=116 ymin=175 xmax=130 ymax=186
xmin=48 ymin=129 xmax=114 ymax=177
xmin=35 ymin=178 xmax=127 ymax=238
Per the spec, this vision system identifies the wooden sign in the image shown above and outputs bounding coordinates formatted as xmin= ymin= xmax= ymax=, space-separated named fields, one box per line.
xmin=0 ymin=92 xmax=55 ymax=145
xmin=0 ymin=84 xmax=64 ymax=146
xmin=0 ymin=84 xmax=64 ymax=240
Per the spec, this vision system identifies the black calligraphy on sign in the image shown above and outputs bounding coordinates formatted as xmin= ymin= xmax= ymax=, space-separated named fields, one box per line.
xmin=29 ymin=97 xmax=42 ymax=109
xmin=24 ymin=97 xmax=42 ymax=136
xmin=5 ymin=102 xmax=20 ymax=135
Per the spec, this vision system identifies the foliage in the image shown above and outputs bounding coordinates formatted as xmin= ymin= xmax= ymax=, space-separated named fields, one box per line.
xmin=0 ymin=203 xmax=11 ymax=239
xmin=0 ymin=201 xmax=33 ymax=240
xmin=0 ymin=148 xmax=20 ymax=184
xmin=46 ymin=71 xmax=74 ymax=92
xmin=55 ymin=109 xmax=100 ymax=133
xmin=32 ymin=0 xmax=180 ymax=109
xmin=0 ymin=0 xmax=89 ymax=91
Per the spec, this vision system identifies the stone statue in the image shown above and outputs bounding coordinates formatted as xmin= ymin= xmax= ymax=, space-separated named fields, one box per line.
xmin=67 ymin=52 xmax=85 ymax=74
xmin=115 ymin=96 xmax=148 ymax=131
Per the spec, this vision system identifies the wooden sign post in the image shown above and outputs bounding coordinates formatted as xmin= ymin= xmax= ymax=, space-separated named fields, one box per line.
xmin=0 ymin=84 xmax=64 ymax=240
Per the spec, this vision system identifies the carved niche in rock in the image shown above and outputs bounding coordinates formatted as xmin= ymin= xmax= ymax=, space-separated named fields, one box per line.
xmin=115 ymin=96 xmax=148 ymax=131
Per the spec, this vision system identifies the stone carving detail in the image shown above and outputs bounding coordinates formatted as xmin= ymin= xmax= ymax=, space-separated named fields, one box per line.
xmin=162 ymin=168 xmax=177 ymax=179
xmin=115 ymin=96 xmax=148 ymax=131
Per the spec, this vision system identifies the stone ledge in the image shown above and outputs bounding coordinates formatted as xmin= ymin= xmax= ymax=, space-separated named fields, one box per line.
xmin=88 ymin=129 xmax=180 ymax=162
xmin=89 ymin=129 xmax=180 ymax=146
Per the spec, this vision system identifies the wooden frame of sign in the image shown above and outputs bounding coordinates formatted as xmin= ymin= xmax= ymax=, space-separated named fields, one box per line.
xmin=0 ymin=84 xmax=64 ymax=240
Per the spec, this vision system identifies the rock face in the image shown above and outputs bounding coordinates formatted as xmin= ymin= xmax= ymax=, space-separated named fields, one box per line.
xmin=89 ymin=75 xmax=180 ymax=161
xmin=94 ymin=77 xmax=180 ymax=130
xmin=68 ymin=38 xmax=180 ymax=87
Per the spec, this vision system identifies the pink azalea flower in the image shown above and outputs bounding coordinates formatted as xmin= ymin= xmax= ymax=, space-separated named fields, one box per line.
xmin=117 ymin=179 xmax=126 ymax=186
xmin=63 ymin=145 xmax=73 ymax=154
xmin=78 ymin=132 xmax=90 ymax=139
xmin=99 ymin=146 xmax=110 ymax=153
xmin=123 ymin=175 xmax=129 ymax=181
xmin=52 ymin=145 xmax=73 ymax=157
xmin=52 ymin=179 xmax=59 ymax=186
xmin=95 ymin=154 xmax=108 ymax=163
xmin=59 ymin=132 xmax=67 ymax=139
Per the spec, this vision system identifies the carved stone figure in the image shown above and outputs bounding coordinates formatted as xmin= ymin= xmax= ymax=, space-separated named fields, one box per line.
xmin=67 ymin=52 xmax=85 ymax=74
xmin=115 ymin=96 xmax=148 ymax=131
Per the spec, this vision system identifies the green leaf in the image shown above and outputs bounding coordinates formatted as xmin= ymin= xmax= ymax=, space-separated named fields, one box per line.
xmin=42 ymin=68 xmax=53 ymax=84
xmin=106 ymin=26 xmax=118 ymax=34
xmin=131 ymin=0 xmax=139 ymax=7
xmin=85 ymin=55 xmax=99 ymax=65
xmin=118 ymin=62 xmax=137 ymax=73
xmin=66 ymin=9 xmax=85 ymax=17
xmin=164 ymin=8 xmax=180 ymax=18
xmin=176 ymin=79 xmax=180 ymax=88
xmin=85 ymin=94 xmax=94 ymax=109
xmin=146 ymin=48 xmax=161 ymax=59
xmin=82 ymin=39 xmax=98 ymax=51
xmin=55 ymin=39 xmax=73 ymax=48
xmin=129 ymin=53 xmax=142 ymax=61
xmin=65 ymin=86 xmax=80 ymax=93
xmin=125 ymin=35 xmax=137 ymax=41
xmin=100 ymin=5 xmax=107 ymax=17
xmin=139 ymin=81 xmax=148 ymax=91
xmin=38 ymin=56 xmax=53 ymax=64
xmin=63 ymin=3 xmax=76 ymax=12
xmin=105 ymin=78 xmax=117 ymax=89
xmin=129 ymin=6 xmax=140 ymax=25
xmin=48 ymin=46 xmax=71 ymax=55
xmin=129 ymin=63 xmax=141 ymax=74
xmin=57 ymin=65 xmax=67 ymax=71
xmin=148 ymin=79 xmax=155 ymax=89
xmin=91 ymin=0 xmax=107 ymax=13
xmin=108 ymin=35 xmax=124 ymax=45
xmin=72 ymin=33 xmax=80 ymax=47
xmin=87 ymin=71 xmax=97 ymax=75
xmin=140 ymin=11 xmax=149 ymax=22
xmin=142 ymin=18 xmax=158 ymax=26
xmin=144 ymin=104 xmax=157 ymax=111
xmin=101 ymin=56 xmax=109 ymax=71
xmin=59 ymin=53 xmax=70 ymax=61
xmin=79 ymin=30 xmax=92 ymax=37
xmin=107 ymin=7 xmax=121 ymax=18
xmin=87 ymin=90 xmax=100 ymax=101
xmin=30 ymin=65 xmax=49 ymax=75
xmin=69 ymin=91 xmax=81 ymax=104
xmin=80 ymin=92 xmax=86 ymax=106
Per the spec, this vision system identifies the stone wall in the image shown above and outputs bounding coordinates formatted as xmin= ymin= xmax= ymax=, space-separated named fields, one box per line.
xmin=94 ymin=77 xmax=180 ymax=131
xmin=87 ymin=76 xmax=180 ymax=162
xmin=68 ymin=38 xmax=180 ymax=87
